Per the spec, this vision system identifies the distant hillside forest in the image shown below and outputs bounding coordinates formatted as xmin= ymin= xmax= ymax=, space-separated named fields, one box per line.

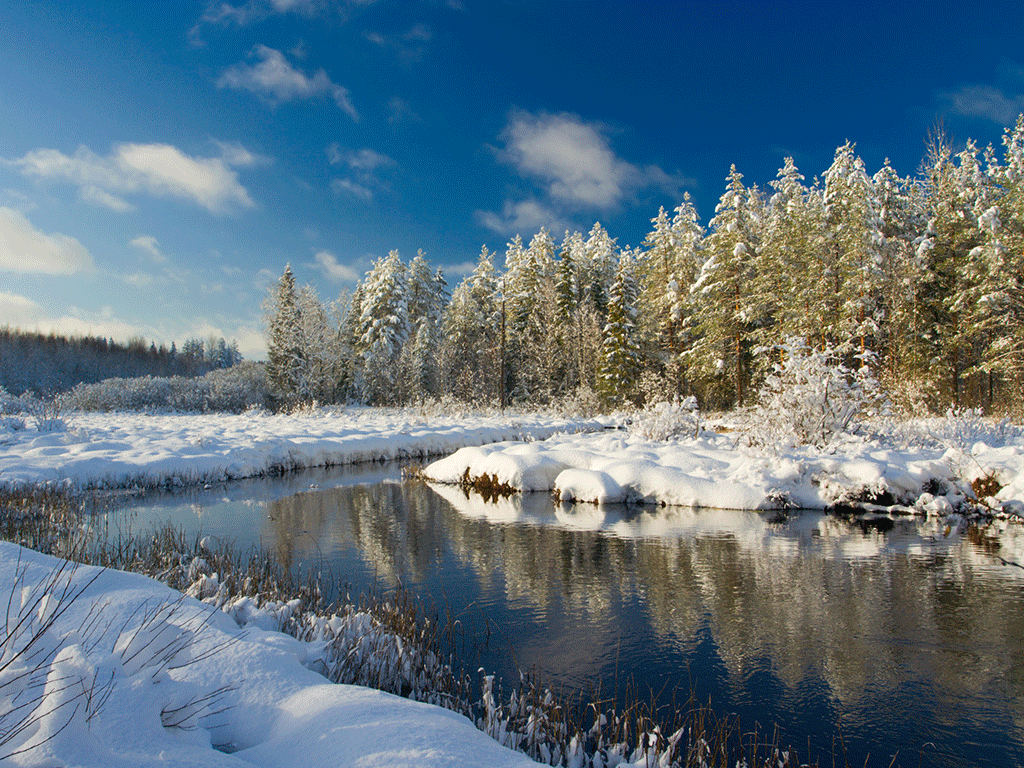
xmin=0 ymin=328 xmax=242 ymax=396
xmin=266 ymin=118 xmax=1024 ymax=415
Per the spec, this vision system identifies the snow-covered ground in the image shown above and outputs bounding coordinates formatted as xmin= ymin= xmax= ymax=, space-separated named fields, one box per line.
xmin=0 ymin=541 xmax=544 ymax=768
xmin=423 ymin=418 xmax=1024 ymax=517
xmin=0 ymin=407 xmax=604 ymax=490
xmin=3 ymin=406 xmax=1023 ymax=517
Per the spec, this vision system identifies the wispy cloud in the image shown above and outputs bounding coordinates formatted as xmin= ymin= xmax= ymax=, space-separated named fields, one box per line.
xmin=190 ymin=0 xmax=380 ymax=45
xmin=475 ymin=199 xmax=568 ymax=238
xmin=0 ymin=207 xmax=94 ymax=275
xmin=313 ymin=249 xmax=358 ymax=281
xmin=477 ymin=110 xmax=690 ymax=235
xmin=328 ymin=145 xmax=397 ymax=202
xmin=130 ymin=235 xmax=166 ymax=262
xmin=218 ymin=45 xmax=358 ymax=120
xmin=941 ymin=84 xmax=1024 ymax=126
xmin=386 ymin=96 xmax=422 ymax=125
xmin=364 ymin=23 xmax=432 ymax=63
xmin=6 ymin=143 xmax=256 ymax=214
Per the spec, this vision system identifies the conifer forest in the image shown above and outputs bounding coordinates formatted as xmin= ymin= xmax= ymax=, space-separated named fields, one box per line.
xmin=264 ymin=117 xmax=1024 ymax=416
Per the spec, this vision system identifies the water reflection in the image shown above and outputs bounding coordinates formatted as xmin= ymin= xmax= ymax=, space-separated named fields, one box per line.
xmin=124 ymin=466 xmax=1024 ymax=767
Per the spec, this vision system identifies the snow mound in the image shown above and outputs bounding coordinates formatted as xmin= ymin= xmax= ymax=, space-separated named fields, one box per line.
xmin=0 ymin=542 xmax=538 ymax=768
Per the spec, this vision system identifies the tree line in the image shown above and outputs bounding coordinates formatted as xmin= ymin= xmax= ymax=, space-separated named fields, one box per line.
xmin=266 ymin=117 xmax=1024 ymax=414
xmin=0 ymin=328 xmax=242 ymax=397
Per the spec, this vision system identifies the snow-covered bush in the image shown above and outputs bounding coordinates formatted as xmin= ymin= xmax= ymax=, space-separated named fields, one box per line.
xmin=17 ymin=392 xmax=67 ymax=432
xmin=0 ymin=386 xmax=18 ymax=415
xmin=546 ymin=386 xmax=603 ymax=419
xmin=64 ymin=362 xmax=270 ymax=413
xmin=747 ymin=338 xmax=884 ymax=449
xmin=629 ymin=396 xmax=701 ymax=441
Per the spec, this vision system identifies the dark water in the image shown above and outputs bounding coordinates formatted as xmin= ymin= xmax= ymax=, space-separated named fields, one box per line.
xmin=117 ymin=461 xmax=1024 ymax=768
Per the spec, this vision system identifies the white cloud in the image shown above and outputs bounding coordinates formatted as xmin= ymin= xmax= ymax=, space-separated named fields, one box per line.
xmin=942 ymin=84 xmax=1024 ymax=125
xmin=364 ymin=24 xmax=432 ymax=63
xmin=7 ymin=143 xmax=255 ymax=215
xmin=0 ymin=207 xmax=94 ymax=275
xmin=386 ymin=96 xmax=422 ymax=125
xmin=0 ymin=291 xmax=43 ymax=325
xmin=130 ymin=235 xmax=166 ymax=262
xmin=0 ymin=300 xmax=158 ymax=344
xmin=214 ymin=140 xmax=272 ymax=167
xmin=332 ymin=179 xmax=374 ymax=201
xmin=329 ymin=146 xmax=395 ymax=171
xmin=480 ymin=110 xmax=689 ymax=235
xmin=313 ymin=249 xmax=358 ymax=281
xmin=500 ymin=111 xmax=641 ymax=209
xmin=444 ymin=261 xmax=478 ymax=278
xmin=328 ymin=146 xmax=396 ymax=202
xmin=475 ymin=199 xmax=567 ymax=237
xmin=124 ymin=272 xmax=154 ymax=287
xmin=218 ymin=45 xmax=358 ymax=120
xmin=80 ymin=185 xmax=135 ymax=212
xmin=117 ymin=143 xmax=255 ymax=212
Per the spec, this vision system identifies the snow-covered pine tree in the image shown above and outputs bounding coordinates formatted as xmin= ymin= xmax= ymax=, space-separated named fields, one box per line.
xmin=757 ymin=158 xmax=822 ymax=347
xmin=264 ymin=264 xmax=304 ymax=404
xmin=439 ymin=246 xmax=502 ymax=403
xmin=639 ymin=196 xmax=704 ymax=385
xmin=297 ymin=283 xmax=340 ymax=403
xmin=687 ymin=165 xmax=760 ymax=408
xmin=822 ymin=141 xmax=885 ymax=355
xmin=359 ymin=250 xmax=409 ymax=404
xmin=598 ymin=249 xmax=641 ymax=405
xmin=917 ymin=132 xmax=987 ymax=407
xmin=505 ymin=229 xmax=559 ymax=401
xmin=401 ymin=250 xmax=447 ymax=402
xmin=336 ymin=283 xmax=364 ymax=402
xmin=872 ymin=158 xmax=930 ymax=406
xmin=966 ymin=116 xmax=1024 ymax=408
xmin=582 ymin=222 xmax=617 ymax=320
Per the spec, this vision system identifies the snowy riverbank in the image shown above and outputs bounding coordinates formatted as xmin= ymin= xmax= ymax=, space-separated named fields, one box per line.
xmin=0 ymin=407 xmax=605 ymax=490
xmin=3 ymin=406 xmax=1024 ymax=518
xmin=423 ymin=414 xmax=1024 ymax=517
xmin=0 ymin=541 xmax=544 ymax=768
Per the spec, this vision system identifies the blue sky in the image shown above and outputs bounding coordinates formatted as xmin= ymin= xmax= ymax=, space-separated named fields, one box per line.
xmin=2 ymin=1 xmax=1023 ymax=359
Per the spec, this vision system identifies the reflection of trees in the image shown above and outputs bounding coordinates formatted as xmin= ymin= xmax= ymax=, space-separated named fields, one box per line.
xmin=262 ymin=476 xmax=1024 ymax=747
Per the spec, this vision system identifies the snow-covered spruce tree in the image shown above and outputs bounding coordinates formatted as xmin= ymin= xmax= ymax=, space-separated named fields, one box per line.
xmin=964 ymin=115 xmax=1024 ymax=410
xmin=598 ymin=249 xmax=642 ymax=406
xmin=872 ymin=158 xmax=932 ymax=410
xmin=439 ymin=247 xmax=501 ymax=403
xmin=822 ymin=141 xmax=885 ymax=355
xmin=504 ymin=229 xmax=560 ymax=401
xmin=917 ymin=132 xmax=988 ymax=408
xmin=297 ymin=283 xmax=342 ymax=403
xmin=264 ymin=264 xmax=305 ymax=404
xmin=335 ymin=283 xmax=364 ymax=402
xmin=756 ymin=158 xmax=825 ymax=348
xmin=400 ymin=250 xmax=447 ymax=402
xmin=686 ymin=165 xmax=761 ymax=408
xmin=638 ymin=195 xmax=704 ymax=398
xmin=553 ymin=228 xmax=607 ymax=396
xmin=359 ymin=250 xmax=409 ymax=405
xmin=749 ymin=338 xmax=883 ymax=449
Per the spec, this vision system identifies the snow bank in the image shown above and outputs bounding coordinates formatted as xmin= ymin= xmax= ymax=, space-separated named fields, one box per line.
xmin=423 ymin=427 xmax=1024 ymax=515
xmin=0 ymin=407 xmax=603 ymax=490
xmin=0 ymin=541 xmax=540 ymax=767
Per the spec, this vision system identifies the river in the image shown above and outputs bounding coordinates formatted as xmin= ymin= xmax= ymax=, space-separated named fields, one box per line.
xmin=116 ymin=460 xmax=1024 ymax=768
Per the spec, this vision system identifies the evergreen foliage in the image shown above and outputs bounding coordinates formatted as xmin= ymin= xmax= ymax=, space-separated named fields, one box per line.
xmin=237 ymin=113 xmax=1024 ymax=416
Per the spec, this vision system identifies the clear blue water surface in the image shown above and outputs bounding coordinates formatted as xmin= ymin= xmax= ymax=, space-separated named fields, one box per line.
xmin=115 ymin=461 xmax=1024 ymax=768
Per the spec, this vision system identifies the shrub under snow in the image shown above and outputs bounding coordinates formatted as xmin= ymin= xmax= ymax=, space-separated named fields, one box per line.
xmin=747 ymin=339 xmax=884 ymax=449
xmin=64 ymin=361 xmax=270 ymax=414
xmin=628 ymin=396 xmax=701 ymax=441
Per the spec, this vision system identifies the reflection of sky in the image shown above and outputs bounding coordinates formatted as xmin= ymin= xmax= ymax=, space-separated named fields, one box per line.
xmin=120 ymin=467 xmax=1024 ymax=768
